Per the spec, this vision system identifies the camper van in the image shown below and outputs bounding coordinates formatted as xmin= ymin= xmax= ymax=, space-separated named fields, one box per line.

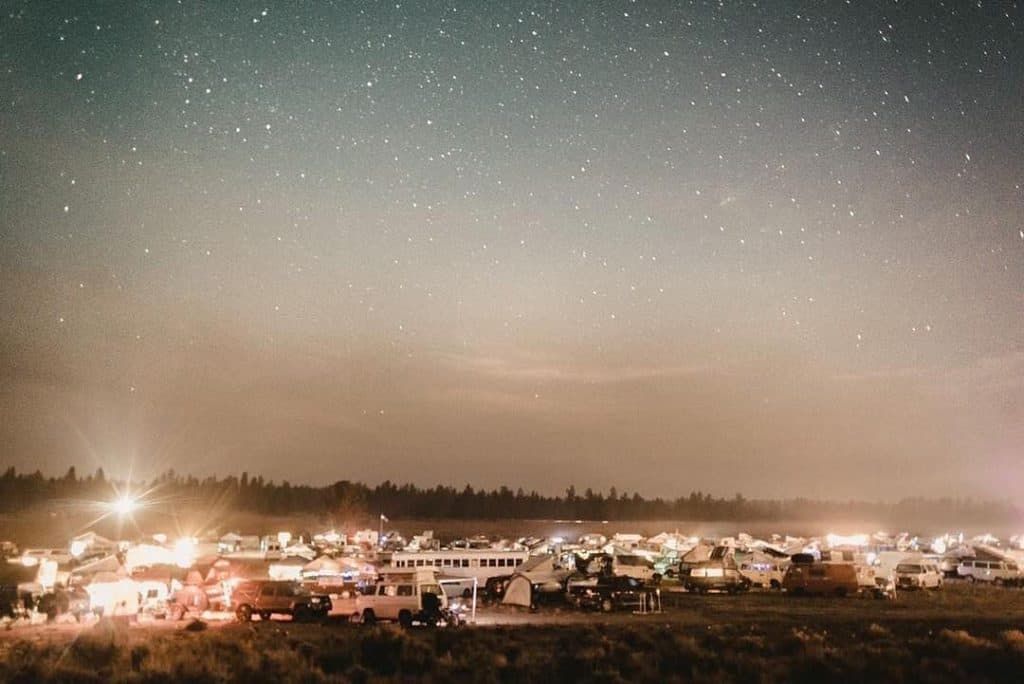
xmin=354 ymin=569 xmax=449 ymax=626
xmin=957 ymin=559 xmax=1022 ymax=585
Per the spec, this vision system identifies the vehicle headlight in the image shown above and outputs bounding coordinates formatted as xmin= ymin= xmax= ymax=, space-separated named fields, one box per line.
xmin=311 ymin=597 xmax=321 ymax=603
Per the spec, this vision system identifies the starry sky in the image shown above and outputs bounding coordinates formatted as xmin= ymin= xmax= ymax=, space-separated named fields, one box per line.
xmin=1 ymin=1 xmax=1022 ymax=500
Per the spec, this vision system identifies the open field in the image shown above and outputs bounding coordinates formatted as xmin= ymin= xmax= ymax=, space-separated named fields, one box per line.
xmin=3 ymin=584 xmax=1024 ymax=682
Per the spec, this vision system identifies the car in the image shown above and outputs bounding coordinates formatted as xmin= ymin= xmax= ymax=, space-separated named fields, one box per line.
xmin=783 ymin=562 xmax=859 ymax=597
xmin=567 ymin=575 xmax=650 ymax=612
xmin=894 ymin=562 xmax=943 ymax=590
xmin=230 ymin=580 xmax=332 ymax=622
xmin=956 ymin=559 xmax=1022 ymax=586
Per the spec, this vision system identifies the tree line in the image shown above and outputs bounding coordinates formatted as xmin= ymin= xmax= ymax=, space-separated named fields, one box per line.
xmin=0 ymin=466 xmax=1017 ymax=526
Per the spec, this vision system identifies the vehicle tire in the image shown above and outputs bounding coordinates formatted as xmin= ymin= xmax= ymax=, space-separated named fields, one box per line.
xmin=994 ymin=578 xmax=1004 ymax=587
xmin=293 ymin=607 xmax=311 ymax=623
xmin=236 ymin=604 xmax=253 ymax=622
xmin=651 ymin=573 xmax=662 ymax=586
xmin=259 ymin=611 xmax=271 ymax=621
xmin=362 ymin=609 xmax=376 ymax=625
xmin=398 ymin=610 xmax=413 ymax=628
xmin=834 ymin=587 xmax=847 ymax=598
xmin=462 ymin=588 xmax=472 ymax=599
xmin=967 ymin=575 xmax=976 ymax=584
xmin=600 ymin=598 xmax=614 ymax=613
xmin=770 ymin=580 xmax=781 ymax=590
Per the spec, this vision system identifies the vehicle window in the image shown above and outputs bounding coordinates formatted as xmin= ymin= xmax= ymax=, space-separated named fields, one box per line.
xmin=497 ymin=559 xmax=506 ymax=567
xmin=896 ymin=564 xmax=923 ymax=574
xmin=260 ymin=585 xmax=276 ymax=597
xmin=396 ymin=585 xmax=414 ymax=596
xmin=396 ymin=560 xmax=405 ymax=568
xmin=462 ymin=559 xmax=470 ymax=567
xmin=415 ymin=559 xmax=424 ymax=567
xmin=384 ymin=585 xmax=398 ymax=597
xmin=280 ymin=585 xmax=296 ymax=597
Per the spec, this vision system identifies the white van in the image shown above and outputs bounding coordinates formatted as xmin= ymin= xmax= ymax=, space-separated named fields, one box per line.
xmin=894 ymin=562 xmax=943 ymax=590
xmin=612 ymin=554 xmax=661 ymax=583
xmin=739 ymin=560 xmax=787 ymax=589
xmin=957 ymin=559 xmax=1021 ymax=586
xmin=354 ymin=569 xmax=448 ymax=626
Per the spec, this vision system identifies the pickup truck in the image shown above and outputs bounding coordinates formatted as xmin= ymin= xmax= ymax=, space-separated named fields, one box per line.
xmin=230 ymin=580 xmax=332 ymax=622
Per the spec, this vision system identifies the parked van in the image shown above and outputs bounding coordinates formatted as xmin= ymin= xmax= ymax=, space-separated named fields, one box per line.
xmin=354 ymin=569 xmax=448 ymax=626
xmin=957 ymin=559 xmax=1021 ymax=586
xmin=783 ymin=562 xmax=859 ymax=597
xmin=894 ymin=562 xmax=943 ymax=590
xmin=739 ymin=560 xmax=787 ymax=589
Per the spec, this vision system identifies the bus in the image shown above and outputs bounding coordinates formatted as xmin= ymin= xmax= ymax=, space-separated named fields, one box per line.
xmin=389 ymin=549 xmax=530 ymax=583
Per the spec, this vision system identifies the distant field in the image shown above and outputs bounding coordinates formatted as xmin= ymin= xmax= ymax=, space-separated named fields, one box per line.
xmin=3 ymin=583 xmax=1024 ymax=682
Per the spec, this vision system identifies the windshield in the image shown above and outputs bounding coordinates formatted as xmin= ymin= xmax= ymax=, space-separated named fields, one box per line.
xmin=896 ymin=564 xmax=923 ymax=574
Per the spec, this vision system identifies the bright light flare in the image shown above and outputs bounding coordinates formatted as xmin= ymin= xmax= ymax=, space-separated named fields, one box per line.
xmin=174 ymin=537 xmax=197 ymax=568
xmin=111 ymin=495 xmax=138 ymax=516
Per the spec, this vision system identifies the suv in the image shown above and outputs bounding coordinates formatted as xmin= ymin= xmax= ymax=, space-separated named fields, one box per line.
xmin=957 ymin=559 xmax=1022 ymax=586
xmin=567 ymin=575 xmax=649 ymax=612
xmin=894 ymin=562 xmax=943 ymax=590
xmin=231 ymin=580 xmax=332 ymax=622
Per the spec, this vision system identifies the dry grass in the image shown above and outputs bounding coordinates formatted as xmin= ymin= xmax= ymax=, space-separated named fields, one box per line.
xmin=4 ymin=585 xmax=1024 ymax=682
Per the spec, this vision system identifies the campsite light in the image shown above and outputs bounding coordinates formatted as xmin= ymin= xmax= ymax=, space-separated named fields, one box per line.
xmin=111 ymin=495 xmax=137 ymax=516
xmin=174 ymin=537 xmax=197 ymax=569
xmin=70 ymin=539 xmax=88 ymax=558
xmin=933 ymin=537 xmax=947 ymax=555
xmin=20 ymin=554 xmax=39 ymax=567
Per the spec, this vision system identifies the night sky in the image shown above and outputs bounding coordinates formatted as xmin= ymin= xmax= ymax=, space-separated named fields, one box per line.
xmin=1 ymin=1 xmax=1021 ymax=500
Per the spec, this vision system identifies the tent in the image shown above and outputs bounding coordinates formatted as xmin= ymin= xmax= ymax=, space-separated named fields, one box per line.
xmin=501 ymin=555 xmax=570 ymax=608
